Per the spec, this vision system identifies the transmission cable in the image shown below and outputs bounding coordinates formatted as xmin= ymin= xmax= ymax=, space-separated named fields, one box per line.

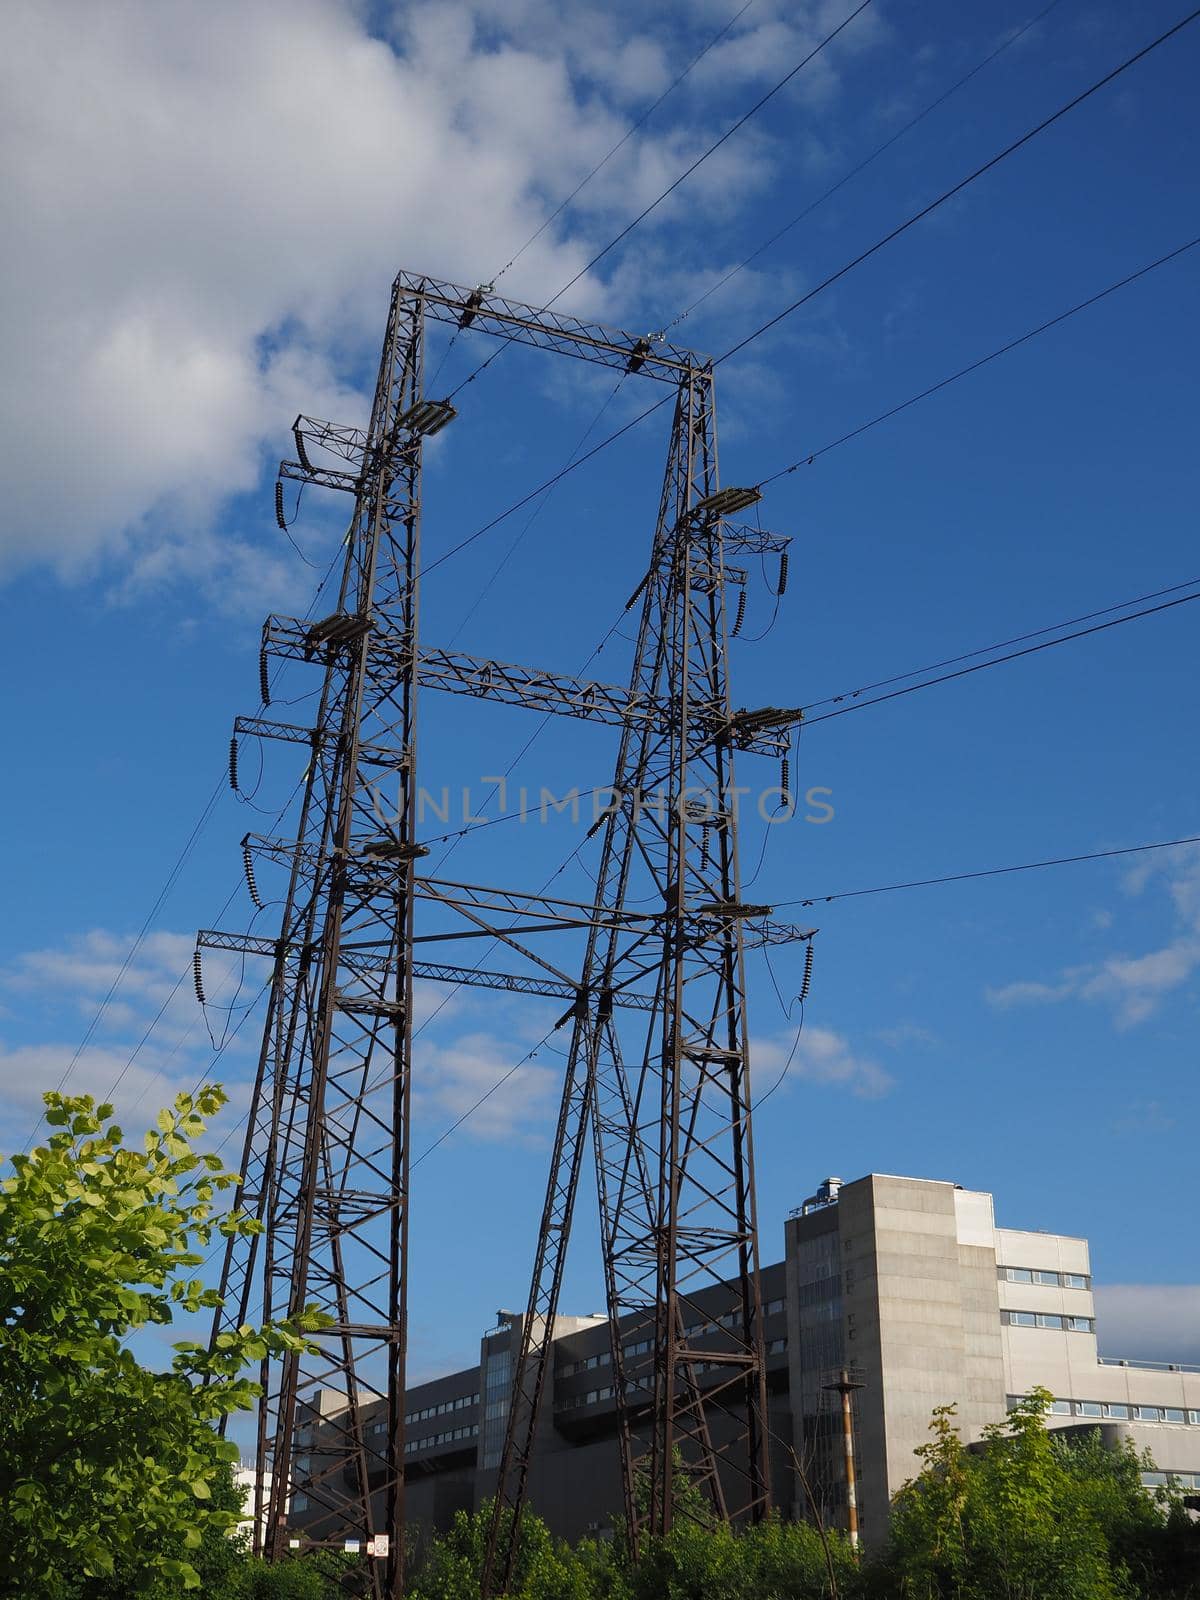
xmin=426 ymin=1 xmax=755 ymax=392
xmin=22 ymin=542 xmax=345 ymax=1147
xmin=665 ymin=0 xmax=1068 ymax=332
xmin=716 ymin=5 xmax=1200 ymax=365
xmin=801 ymin=588 xmax=1199 ymax=726
xmin=492 ymin=1 xmax=757 ymax=288
xmin=802 ymin=574 xmax=1200 ymax=713
xmin=446 ymin=0 xmax=875 ymax=400
xmin=774 ymin=830 xmax=1200 ymax=909
xmin=759 ymin=233 xmax=1200 ymax=484
xmin=424 ymin=14 xmax=1200 ymax=578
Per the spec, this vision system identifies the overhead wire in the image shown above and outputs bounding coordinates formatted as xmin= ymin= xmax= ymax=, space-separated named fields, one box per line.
xmin=800 ymin=588 xmax=1200 ymax=726
xmin=424 ymin=15 xmax=1200 ymax=580
xmin=716 ymin=5 xmax=1200 ymax=364
xmin=445 ymin=0 xmax=875 ymax=400
xmin=425 ymin=0 xmax=756 ymax=394
xmin=665 ymin=0 xmax=1069 ymax=331
xmin=491 ymin=0 xmax=757 ymax=288
xmin=759 ymin=233 xmax=1200 ymax=485
xmin=774 ymin=830 xmax=1200 ymax=910
xmin=22 ymin=539 xmax=346 ymax=1150
xmin=802 ymin=574 xmax=1200 ymax=713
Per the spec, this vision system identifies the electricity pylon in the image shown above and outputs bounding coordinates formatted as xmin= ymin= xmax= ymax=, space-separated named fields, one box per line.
xmin=196 ymin=271 xmax=805 ymax=1598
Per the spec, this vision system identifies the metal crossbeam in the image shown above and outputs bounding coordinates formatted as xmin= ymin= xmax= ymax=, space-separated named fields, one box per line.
xmin=394 ymin=268 xmax=705 ymax=383
xmin=259 ymin=616 xmax=790 ymax=757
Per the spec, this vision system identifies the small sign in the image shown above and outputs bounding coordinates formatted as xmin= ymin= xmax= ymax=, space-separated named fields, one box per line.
xmin=344 ymin=1539 xmax=361 ymax=1553
xmin=288 ymin=1539 xmax=301 ymax=1549
xmin=366 ymin=1539 xmax=376 ymax=1556
xmin=373 ymin=1533 xmax=390 ymax=1558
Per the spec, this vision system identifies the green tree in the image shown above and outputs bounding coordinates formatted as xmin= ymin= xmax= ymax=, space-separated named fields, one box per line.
xmin=406 ymin=1502 xmax=609 ymax=1600
xmin=878 ymin=1388 xmax=1200 ymax=1600
xmin=0 ymin=1086 xmax=318 ymax=1598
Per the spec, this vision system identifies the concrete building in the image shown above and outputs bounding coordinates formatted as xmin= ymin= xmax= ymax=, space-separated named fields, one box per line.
xmin=291 ymin=1172 xmax=1200 ymax=1549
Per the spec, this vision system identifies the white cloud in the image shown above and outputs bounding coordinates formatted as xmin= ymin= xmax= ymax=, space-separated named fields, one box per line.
xmin=755 ymin=1021 xmax=894 ymax=1100
xmin=0 ymin=0 xmax=823 ymax=605
xmin=0 ymin=926 xmax=263 ymax=1148
xmin=986 ymin=844 xmax=1200 ymax=1027
xmin=1095 ymin=1284 xmax=1200 ymax=1367
xmin=413 ymin=1026 xmax=559 ymax=1146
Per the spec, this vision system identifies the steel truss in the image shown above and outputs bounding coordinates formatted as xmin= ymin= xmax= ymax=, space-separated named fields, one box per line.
xmin=199 ymin=271 xmax=805 ymax=1597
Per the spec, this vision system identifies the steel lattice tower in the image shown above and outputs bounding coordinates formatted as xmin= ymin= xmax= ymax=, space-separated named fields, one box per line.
xmin=198 ymin=271 xmax=806 ymax=1597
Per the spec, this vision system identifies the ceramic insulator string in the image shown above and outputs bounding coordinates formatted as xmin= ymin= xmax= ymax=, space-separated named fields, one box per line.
xmin=798 ymin=940 xmax=815 ymax=1004
xmin=242 ymin=843 xmax=264 ymax=910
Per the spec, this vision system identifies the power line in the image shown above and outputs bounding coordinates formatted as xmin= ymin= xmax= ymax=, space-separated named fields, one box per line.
xmin=775 ymin=831 xmax=1200 ymax=909
xmin=541 ymin=0 xmax=875 ymax=309
xmin=447 ymin=0 xmax=875 ymax=400
xmin=716 ymin=6 xmax=1200 ymax=366
xmin=801 ymin=588 xmax=1200 ymax=725
xmin=426 ymin=2 xmax=756 ymax=394
xmin=665 ymin=0 xmax=1068 ymax=331
xmin=760 ymin=234 xmax=1200 ymax=483
xmin=410 ymin=1025 xmax=560 ymax=1170
xmin=425 ymin=18 xmax=1200 ymax=578
xmin=24 ymin=546 xmax=346 ymax=1143
xmin=491 ymin=0 xmax=757 ymax=288
xmin=801 ymin=574 xmax=1200 ymax=712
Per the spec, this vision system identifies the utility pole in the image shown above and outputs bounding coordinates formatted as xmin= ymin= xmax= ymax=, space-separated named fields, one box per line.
xmin=824 ymin=1368 xmax=865 ymax=1551
xmin=196 ymin=271 xmax=810 ymax=1595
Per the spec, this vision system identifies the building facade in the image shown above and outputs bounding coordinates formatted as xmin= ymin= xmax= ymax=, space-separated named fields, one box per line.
xmin=290 ymin=1172 xmax=1200 ymax=1550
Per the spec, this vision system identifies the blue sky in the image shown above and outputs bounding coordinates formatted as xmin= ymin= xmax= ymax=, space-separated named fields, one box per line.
xmin=1 ymin=0 xmax=1197 ymax=1383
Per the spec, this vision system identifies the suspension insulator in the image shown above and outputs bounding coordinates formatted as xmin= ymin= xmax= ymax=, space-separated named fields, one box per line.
xmin=193 ymin=949 xmax=206 ymax=1006
xmin=780 ymin=754 xmax=791 ymax=803
xmin=777 ymin=551 xmax=789 ymax=596
xmin=731 ymin=589 xmax=747 ymax=638
xmin=274 ymin=481 xmax=287 ymax=530
xmin=243 ymin=843 xmax=264 ymax=910
xmin=701 ymin=823 xmax=710 ymax=870
xmin=798 ymin=941 xmax=815 ymax=1005
xmin=259 ymin=647 xmax=271 ymax=707
xmin=228 ymin=735 xmax=239 ymax=794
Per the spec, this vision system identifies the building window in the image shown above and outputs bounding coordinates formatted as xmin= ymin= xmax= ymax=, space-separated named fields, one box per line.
xmin=1076 ymin=1402 xmax=1103 ymax=1418
xmin=1036 ymin=1314 xmax=1064 ymax=1330
xmin=1164 ymin=1409 xmax=1186 ymax=1424
xmin=765 ymin=1298 xmax=785 ymax=1316
xmin=1135 ymin=1406 xmax=1162 ymax=1422
xmin=1001 ymin=1267 xmax=1092 ymax=1289
xmin=1049 ymin=1400 xmax=1072 ymax=1415
xmin=293 ymin=1493 xmax=308 ymax=1512
xmin=1103 ymin=1404 xmax=1131 ymax=1420
xmin=1066 ymin=1316 xmax=1094 ymax=1333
